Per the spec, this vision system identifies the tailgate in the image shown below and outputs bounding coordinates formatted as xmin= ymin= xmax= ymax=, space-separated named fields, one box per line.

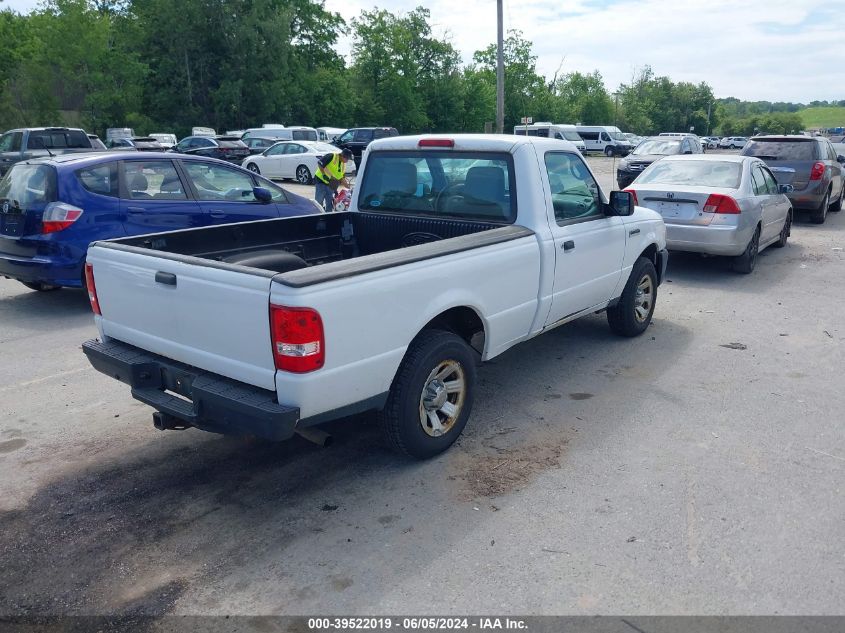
xmin=87 ymin=245 xmax=277 ymax=391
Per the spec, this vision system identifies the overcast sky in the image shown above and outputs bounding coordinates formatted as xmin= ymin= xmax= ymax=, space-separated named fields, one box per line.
xmin=3 ymin=0 xmax=843 ymax=103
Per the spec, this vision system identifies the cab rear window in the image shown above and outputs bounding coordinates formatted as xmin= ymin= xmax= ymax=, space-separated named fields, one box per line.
xmin=27 ymin=130 xmax=90 ymax=150
xmin=0 ymin=164 xmax=57 ymax=208
xmin=358 ymin=151 xmax=516 ymax=223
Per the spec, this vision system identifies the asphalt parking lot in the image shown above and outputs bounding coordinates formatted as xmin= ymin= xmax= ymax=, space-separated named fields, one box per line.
xmin=1 ymin=153 xmax=843 ymax=617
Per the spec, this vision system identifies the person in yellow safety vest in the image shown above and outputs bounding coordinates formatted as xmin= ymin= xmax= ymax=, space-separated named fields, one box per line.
xmin=314 ymin=148 xmax=353 ymax=212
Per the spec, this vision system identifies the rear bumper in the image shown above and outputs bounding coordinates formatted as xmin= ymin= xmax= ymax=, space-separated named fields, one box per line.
xmin=787 ymin=181 xmax=829 ymax=211
xmin=0 ymin=245 xmax=84 ymax=287
xmin=82 ymin=338 xmax=300 ymax=441
xmin=665 ymin=223 xmax=750 ymax=256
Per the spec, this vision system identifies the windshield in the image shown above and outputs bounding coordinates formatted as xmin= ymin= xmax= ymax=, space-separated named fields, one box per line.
xmin=563 ymin=131 xmax=582 ymax=142
xmin=637 ymin=160 xmax=742 ymax=189
xmin=742 ymin=140 xmax=816 ymax=160
xmin=0 ymin=164 xmax=57 ymax=208
xmin=291 ymin=130 xmax=318 ymax=141
xmin=633 ymin=139 xmax=681 ymax=156
xmin=358 ymin=151 xmax=515 ymax=222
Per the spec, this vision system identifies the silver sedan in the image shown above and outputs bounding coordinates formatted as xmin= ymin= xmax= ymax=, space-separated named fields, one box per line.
xmin=625 ymin=155 xmax=793 ymax=273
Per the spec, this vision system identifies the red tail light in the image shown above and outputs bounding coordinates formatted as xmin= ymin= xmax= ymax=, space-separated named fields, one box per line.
xmin=809 ymin=161 xmax=825 ymax=181
xmin=84 ymin=263 xmax=101 ymax=315
xmin=270 ymin=305 xmax=324 ymax=373
xmin=623 ymin=188 xmax=639 ymax=205
xmin=702 ymin=194 xmax=741 ymax=214
xmin=42 ymin=202 xmax=83 ymax=234
xmin=419 ymin=138 xmax=454 ymax=148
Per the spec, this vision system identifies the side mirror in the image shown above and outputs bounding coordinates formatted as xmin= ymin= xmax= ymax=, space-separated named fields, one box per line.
xmin=778 ymin=184 xmax=795 ymax=194
xmin=608 ymin=190 xmax=634 ymax=216
xmin=253 ymin=186 xmax=273 ymax=203
xmin=683 ymin=150 xmax=693 ymax=155
xmin=837 ymin=155 xmax=845 ymax=164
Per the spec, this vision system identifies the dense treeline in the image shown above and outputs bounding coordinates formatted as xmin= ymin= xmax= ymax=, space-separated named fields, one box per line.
xmin=0 ymin=0 xmax=828 ymax=138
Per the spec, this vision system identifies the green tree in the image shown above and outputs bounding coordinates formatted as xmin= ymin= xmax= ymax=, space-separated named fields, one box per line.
xmin=350 ymin=6 xmax=462 ymax=132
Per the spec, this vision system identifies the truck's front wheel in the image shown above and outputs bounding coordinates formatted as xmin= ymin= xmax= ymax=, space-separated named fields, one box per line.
xmin=607 ymin=257 xmax=657 ymax=337
xmin=379 ymin=330 xmax=476 ymax=459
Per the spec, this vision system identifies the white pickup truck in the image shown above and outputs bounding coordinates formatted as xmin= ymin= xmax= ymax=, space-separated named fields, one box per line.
xmin=82 ymin=134 xmax=667 ymax=458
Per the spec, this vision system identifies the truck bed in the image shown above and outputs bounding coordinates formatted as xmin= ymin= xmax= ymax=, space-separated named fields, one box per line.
xmin=97 ymin=211 xmax=532 ymax=287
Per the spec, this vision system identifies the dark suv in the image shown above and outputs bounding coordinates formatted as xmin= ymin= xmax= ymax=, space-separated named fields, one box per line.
xmin=171 ymin=135 xmax=250 ymax=163
xmin=334 ymin=127 xmax=399 ymax=166
xmin=616 ymin=135 xmax=703 ymax=188
xmin=0 ymin=127 xmax=100 ymax=177
xmin=741 ymin=135 xmax=845 ymax=223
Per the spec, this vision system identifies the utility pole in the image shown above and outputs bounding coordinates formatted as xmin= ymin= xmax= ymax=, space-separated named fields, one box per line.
xmin=496 ymin=0 xmax=504 ymax=134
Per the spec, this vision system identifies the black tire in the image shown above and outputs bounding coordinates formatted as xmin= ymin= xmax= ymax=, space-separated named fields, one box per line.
xmin=246 ymin=163 xmax=260 ymax=174
xmin=295 ymin=165 xmax=312 ymax=184
xmin=607 ymin=257 xmax=657 ymax=337
xmin=774 ymin=210 xmax=792 ymax=248
xmin=20 ymin=281 xmax=61 ymax=292
xmin=733 ymin=226 xmax=760 ymax=274
xmin=378 ymin=330 xmax=476 ymax=459
xmin=605 ymin=146 xmax=615 ymax=157
xmin=811 ymin=190 xmax=829 ymax=224
xmin=831 ymin=185 xmax=843 ymax=212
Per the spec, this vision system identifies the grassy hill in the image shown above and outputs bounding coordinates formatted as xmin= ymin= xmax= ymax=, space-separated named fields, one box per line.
xmin=799 ymin=106 xmax=845 ymax=129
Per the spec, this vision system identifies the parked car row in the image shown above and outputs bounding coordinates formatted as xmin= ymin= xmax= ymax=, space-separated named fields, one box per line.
xmin=618 ymin=134 xmax=845 ymax=274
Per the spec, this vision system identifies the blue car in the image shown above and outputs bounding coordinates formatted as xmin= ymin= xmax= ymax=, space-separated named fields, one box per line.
xmin=0 ymin=152 xmax=321 ymax=290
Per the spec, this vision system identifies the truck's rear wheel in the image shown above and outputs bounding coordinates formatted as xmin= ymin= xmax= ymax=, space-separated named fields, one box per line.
xmin=607 ymin=257 xmax=657 ymax=337
xmin=379 ymin=330 xmax=476 ymax=459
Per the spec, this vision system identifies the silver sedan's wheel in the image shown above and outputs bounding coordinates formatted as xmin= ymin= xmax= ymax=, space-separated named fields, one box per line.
xmin=419 ymin=360 xmax=466 ymax=438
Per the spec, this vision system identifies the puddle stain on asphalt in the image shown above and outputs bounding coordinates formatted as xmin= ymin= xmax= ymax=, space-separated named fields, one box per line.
xmin=569 ymin=393 xmax=594 ymax=401
xmin=0 ymin=438 xmax=27 ymax=453
xmin=449 ymin=440 xmax=566 ymax=500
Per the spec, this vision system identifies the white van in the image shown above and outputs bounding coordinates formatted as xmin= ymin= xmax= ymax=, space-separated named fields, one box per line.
xmin=575 ymin=125 xmax=633 ymax=156
xmin=106 ymin=128 xmax=135 ymax=142
xmin=317 ymin=127 xmax=347 ymax=142
xmin=513 ymin=123 xmax=586 ymax=152
xmin=191 ymin=127 xmax=216 ymax=137
xmin=241 ymin=126 xmax=318 ymax=142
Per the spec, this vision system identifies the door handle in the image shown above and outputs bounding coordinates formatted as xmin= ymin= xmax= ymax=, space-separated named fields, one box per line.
xmin=209 ymin=212 xmax=226 ymax=218
xmin=562 ymin=240 xmax=575 ymax=251
xmin=629 ymin=228 xmax=641 ymax=236
xmin=155 ymin=271 xmax=177 ymax=286
xmin=126 ymin=207 xmax=144 ymax=213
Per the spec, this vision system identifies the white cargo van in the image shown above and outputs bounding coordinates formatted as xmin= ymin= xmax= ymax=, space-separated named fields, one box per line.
xmin=575 ymin=125 xmax=633 ymax=156
xmin=242 ymin=126 xmax=318 ymax=141
xmin=513 ymin=123 xmax=586 ymax=152
xmin=191 ymin=127 xmax=216 ymax=137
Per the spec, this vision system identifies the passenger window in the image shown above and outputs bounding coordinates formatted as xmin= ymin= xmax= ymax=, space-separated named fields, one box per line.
xmin=751 ymin=167 xmax=767 ymax=196
xmin=184 ymin=162 xmax=258 ymax=202
xmin=761 ymin=167 xmax=779 ymax=194
xmin=353 ymin=129 xmax=374 ymax=142
xmin=544 ymin=152 xmax=602 ymax=224
xmin=265 ymin=143 xmax=287 ymax=156
xmin=122 ymin=161 xmax=187 ymax=200
xmin=0 ymin=132 xmax=22 ymax=152
xmin=601 ymin=132 xmax=611 ymax=142
xmin=76 ymin=162 xmax=118 ymax=197
xmin=337 ymin=131 xmax=354 ymax=144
